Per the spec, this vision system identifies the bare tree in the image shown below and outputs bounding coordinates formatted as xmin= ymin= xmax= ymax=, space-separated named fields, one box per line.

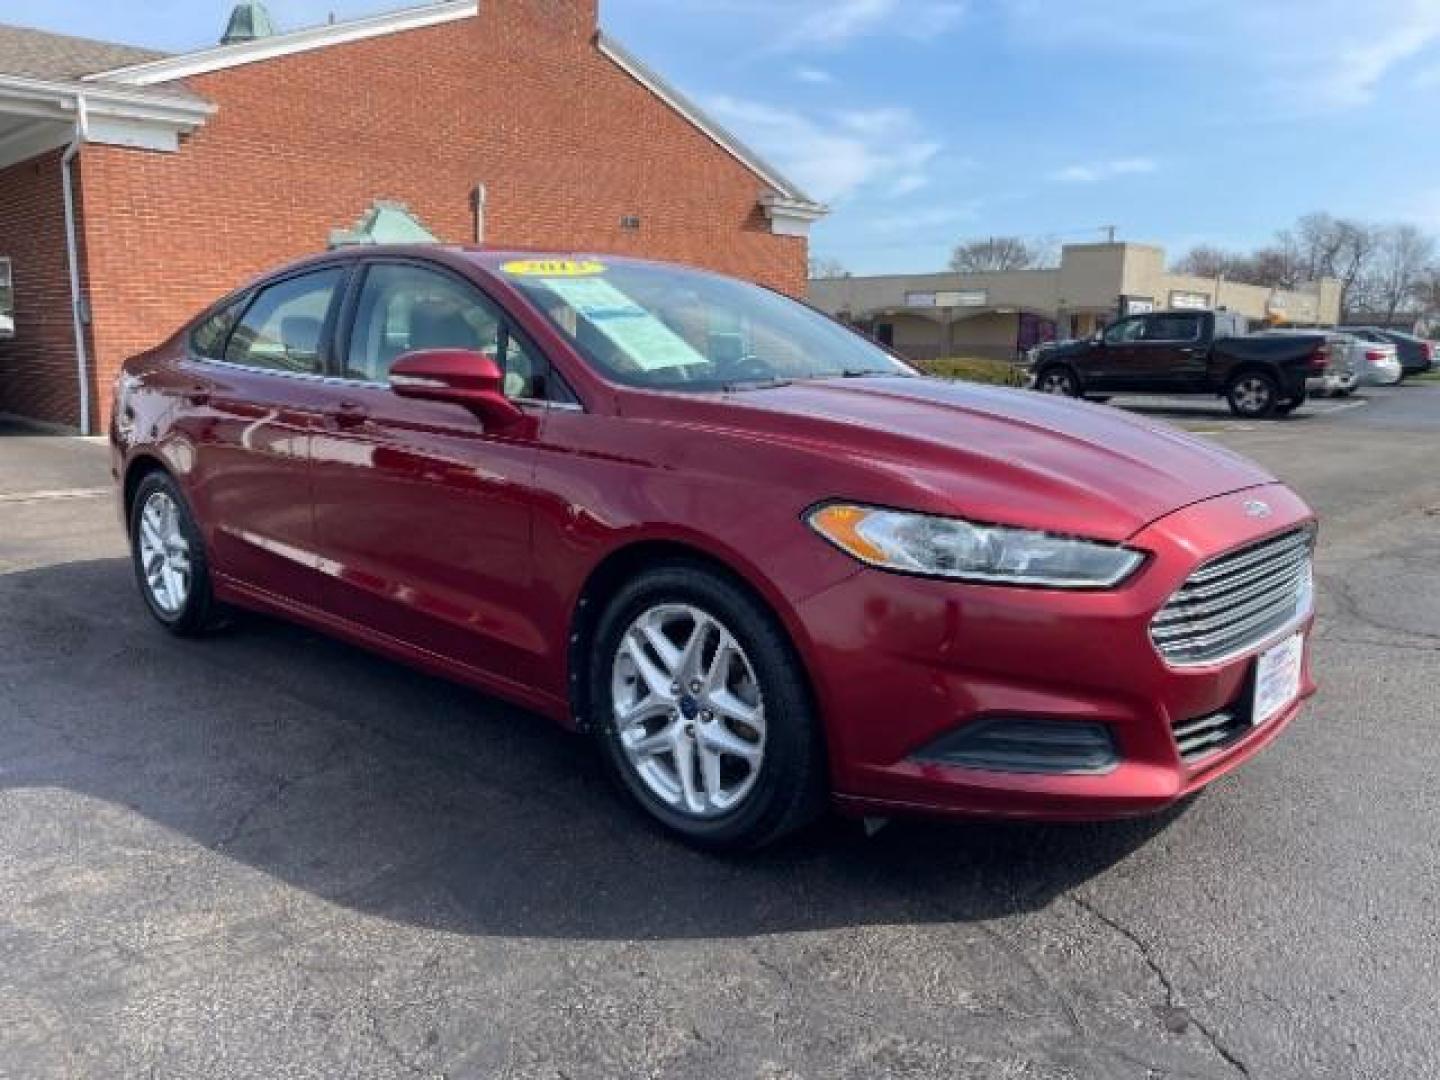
xmin=1362 ymin=225 xmax=1436 ymax=321
xmin=949 ymin=237 xmax=1043 ymax=273
xmin=1172 ymin=246 xmax=1238 ymax=278
xmin=1413 ymin=266 xmax=1440 ymax=323
xmin=1289 ymin=213 xmax=1377 ymax=312
xmin=1172 ymin=243 xmax=1298 ymax=290
xmin=808 ymin=256 xmax=849 ymax=280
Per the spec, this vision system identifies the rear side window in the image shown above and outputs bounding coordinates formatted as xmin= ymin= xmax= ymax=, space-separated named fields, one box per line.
xmin=1145 ymin=315 xmax=1202 ymax=342
xmin=225 ymin=268 xmax=343 ymax=374
xmin=191 ymin=298 xmax=245 ymax=360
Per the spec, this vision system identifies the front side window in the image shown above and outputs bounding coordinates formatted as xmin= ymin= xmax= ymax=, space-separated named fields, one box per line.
xmin=347 ymin=262 xmax=551 ymax=401
xmin=225 ymin=269 xmax=343 ymax=374
xmin=346 ymin=264 xmax=501 ymax=383
xmin=504 ymin=260 xmax=912 ymax=392
xmin=1104 ymin=318 xmax=1146 ymax=344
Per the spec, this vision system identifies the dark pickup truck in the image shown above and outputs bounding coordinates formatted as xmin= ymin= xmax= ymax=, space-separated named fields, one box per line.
xmin=1029 ymin=310 xmax=1330 ymax=418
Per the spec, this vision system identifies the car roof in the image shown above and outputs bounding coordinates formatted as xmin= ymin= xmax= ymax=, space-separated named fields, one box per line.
xmin=275 ymin=245 xmax=718 ymax=281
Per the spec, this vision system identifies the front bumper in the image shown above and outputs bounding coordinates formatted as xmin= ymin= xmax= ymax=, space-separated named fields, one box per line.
xmin=796 ymin=484 xmax=1316 ymax=822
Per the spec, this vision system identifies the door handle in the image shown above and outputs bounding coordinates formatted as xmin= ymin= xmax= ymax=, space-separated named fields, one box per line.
xmin=326 ymin=401 xmax=370 ymax=429
xmin=185 ymin=385 xmax=211 ymax=407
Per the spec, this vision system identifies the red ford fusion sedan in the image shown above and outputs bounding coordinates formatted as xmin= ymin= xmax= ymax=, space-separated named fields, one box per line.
xmin=111 ymin=247 xmax=1317 ymax=850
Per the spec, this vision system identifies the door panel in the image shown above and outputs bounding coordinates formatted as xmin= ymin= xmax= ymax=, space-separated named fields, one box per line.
xmin=311 ymin=388 xmax=544 ymax=685
xmin=174 ymin=267 xmax=345 ymax=606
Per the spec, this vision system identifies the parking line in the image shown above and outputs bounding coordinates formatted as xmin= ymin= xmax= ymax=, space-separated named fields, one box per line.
xmin=1319 ymin=399 xmax=1369 ymax=415
xmin=0 ymin=487 xmax=112 ymax=506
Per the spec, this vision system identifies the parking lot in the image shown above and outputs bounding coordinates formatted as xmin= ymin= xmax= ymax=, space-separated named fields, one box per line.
xmin=1 ymin=385 xmax=1438 ymax=1079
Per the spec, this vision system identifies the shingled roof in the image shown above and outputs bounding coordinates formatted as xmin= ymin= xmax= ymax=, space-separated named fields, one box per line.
xmin=0 ymin=23 xmax=167 ymax=82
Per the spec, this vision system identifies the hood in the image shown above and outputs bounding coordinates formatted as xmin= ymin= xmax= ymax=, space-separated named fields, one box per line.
xmin=658 ymin=377 xmax=1277 ymax=543
xmin=1032 ymin=338 xmax=1093 ymax=364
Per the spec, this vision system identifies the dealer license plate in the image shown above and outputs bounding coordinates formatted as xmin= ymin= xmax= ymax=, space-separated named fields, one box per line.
xmin=1254 ymin=633 xmax=1304 ymax=727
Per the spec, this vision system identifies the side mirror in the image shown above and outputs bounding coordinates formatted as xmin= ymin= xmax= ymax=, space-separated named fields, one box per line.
xmin=389 ymin=349 xmax=525 ymax=428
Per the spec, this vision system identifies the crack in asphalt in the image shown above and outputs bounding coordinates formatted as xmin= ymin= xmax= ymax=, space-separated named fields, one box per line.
xmin=1067 ymin=894 xmax=1251 ymax=1079
xmin=214 ymin=739 xmax=348 ymax=853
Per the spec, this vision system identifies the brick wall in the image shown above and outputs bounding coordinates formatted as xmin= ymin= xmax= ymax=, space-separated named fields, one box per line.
xmin=70 ymin=0 xmax=807 ymax=430
xmin=0 ymin=151 xmax=91 ymax=428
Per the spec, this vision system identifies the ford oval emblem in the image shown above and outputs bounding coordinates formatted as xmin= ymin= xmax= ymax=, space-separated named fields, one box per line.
xmin=1244 ymin=500 xmax=1273 ymax=519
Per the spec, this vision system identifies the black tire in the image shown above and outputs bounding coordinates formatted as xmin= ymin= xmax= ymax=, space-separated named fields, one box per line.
xmin=1035 ymin=365 xmax=1081 ymax=397
xmin=589 ymin=561 xmax=827 ymax=851
xmin=1274 ymin=400 xmax=1299 ymax=417
xmin=1226 ymin=370 xmax=1280 ymax=419
xmin=128 ymin=471 xmax=223 ymax=636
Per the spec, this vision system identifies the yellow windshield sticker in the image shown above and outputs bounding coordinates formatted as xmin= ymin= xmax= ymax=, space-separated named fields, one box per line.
xmin=502 ymin=259 xmax=606 ymax=278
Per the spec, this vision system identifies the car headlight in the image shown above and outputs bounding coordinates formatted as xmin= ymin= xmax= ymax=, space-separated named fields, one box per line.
xmin=806 ymin=503 xmax=1145 ymax=589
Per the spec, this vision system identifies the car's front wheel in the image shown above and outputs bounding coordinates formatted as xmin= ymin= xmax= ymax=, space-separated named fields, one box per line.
xmin=129 ymin=471 xmax=221 ymax=635
xmin=1226 ymin=371 xmax=1280 ymax=418
xmin=591 ymin=563 xmax=826 ymax=850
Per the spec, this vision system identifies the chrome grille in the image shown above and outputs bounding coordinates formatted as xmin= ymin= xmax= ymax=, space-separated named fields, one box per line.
xmin=1151 ymin=528 xmax=1315 ymax=666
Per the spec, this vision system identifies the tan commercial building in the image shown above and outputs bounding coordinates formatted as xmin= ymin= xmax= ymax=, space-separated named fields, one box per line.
xmin=809 ymin=242 xmax=1343 ymax=362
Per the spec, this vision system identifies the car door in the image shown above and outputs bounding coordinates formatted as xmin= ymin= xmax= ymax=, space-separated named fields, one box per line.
xmin=1088 ymin=316 xmax=1147 ymax=389
xmin=175 ymin=265 xmax=348 ymax=607
xmin=309 ymin=258 xmax=556 ymax=688
xmin=1138 ymin=313 xmax=1206 ymax=390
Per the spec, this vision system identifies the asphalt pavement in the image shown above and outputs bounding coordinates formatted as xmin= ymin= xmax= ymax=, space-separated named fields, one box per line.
xmin=0 ymin=388 xmax=1437 ymax=1079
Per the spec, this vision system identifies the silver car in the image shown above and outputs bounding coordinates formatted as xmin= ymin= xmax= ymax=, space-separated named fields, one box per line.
xmin=1252 ymin=330 xmax=1398 ymax=394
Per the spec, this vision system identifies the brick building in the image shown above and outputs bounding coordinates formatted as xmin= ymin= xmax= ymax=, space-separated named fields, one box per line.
xmin=0 ymin=1 xmax=825 ymax=432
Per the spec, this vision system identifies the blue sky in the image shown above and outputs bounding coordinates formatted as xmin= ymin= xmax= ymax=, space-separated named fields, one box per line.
xmin=14 ymin=0 xmax=1440 ymax=272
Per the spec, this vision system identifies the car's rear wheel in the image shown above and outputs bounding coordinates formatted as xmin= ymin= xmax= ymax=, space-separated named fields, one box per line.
xmin=1226 ymin=371 xmax=1279 ymax=418
xmin=129 ymin=472 xmax=221 ymax=635
xmin=1036 ymin=366 xmax=1080 ymax=397
xmin=591 ymin=563 xmax=826 ymax=850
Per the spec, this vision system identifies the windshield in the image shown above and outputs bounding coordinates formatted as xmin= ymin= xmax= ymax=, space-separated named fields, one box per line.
xmin=501 ymin=259 xmax=913 ymax=391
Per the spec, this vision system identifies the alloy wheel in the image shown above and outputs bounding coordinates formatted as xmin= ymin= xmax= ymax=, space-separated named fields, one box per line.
xmin=611 ymin=604 xmax=766 ymax=819
xmin=137 ymin=490 xmax=192 ymax=615
xmin=1233 ymin=376 xmax=1273 ymax=415
xmin=1039 ymin=370 xmax=1076 ymax=395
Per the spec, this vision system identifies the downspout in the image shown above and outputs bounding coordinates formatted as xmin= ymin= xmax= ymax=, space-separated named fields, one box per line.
xmin=61 ymin=92 xmax=91 ymax=435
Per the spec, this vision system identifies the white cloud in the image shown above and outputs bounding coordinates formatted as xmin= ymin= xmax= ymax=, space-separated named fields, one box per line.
xmin=706 ymin=96 xmax=941 ymax=203
xmin=1049 ymin=157 xmax=1158 ymax=184
xmin=617 ymin=0 xmax=966 ymax=53
xmin=1001 ymin=0 xmax=1440 ymax=112
xmin=780 ymin=0 xmax=966 ymax=49
xmin=865 ymin=203 xmax=983 ymax=234
xmin=793 ymin=66 xmax=835 ymax=84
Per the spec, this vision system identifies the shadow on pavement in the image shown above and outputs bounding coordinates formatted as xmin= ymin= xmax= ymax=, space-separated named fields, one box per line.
xmin=1113 ymin=399 xmax=1318 ymax=423
xmin=1 ymin=558 xmax=1186 ymax=942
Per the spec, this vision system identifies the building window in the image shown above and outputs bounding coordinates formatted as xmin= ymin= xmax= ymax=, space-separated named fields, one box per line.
xmin=0 ymin=257 xmax=13 ymax=339
xmin=876 ymin=322 xmax=895 ymax=347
